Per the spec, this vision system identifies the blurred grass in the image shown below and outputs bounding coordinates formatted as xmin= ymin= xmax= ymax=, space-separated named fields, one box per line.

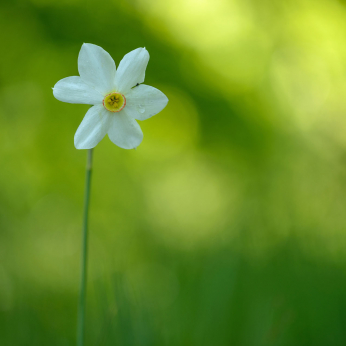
xmin=2 ymin=0 xmax=346 ymax=345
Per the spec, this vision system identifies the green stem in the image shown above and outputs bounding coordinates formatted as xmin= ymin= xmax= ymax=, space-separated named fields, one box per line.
xmin=77 ymin=148 xmax=93 ymax=346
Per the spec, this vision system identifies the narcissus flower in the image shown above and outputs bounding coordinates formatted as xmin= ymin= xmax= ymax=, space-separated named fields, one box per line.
xmin=53 ymin=43 xmax=168 ymax=149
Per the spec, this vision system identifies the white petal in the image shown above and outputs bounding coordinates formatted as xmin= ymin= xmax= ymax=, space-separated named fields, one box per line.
xmin=124 ymin=84 xmax=168 ymax=120
xmin=74 ymin=104 xmax=110 ymax=149
xmin=53 ymin=76 xmax=103 ymax=105
xmin=107 ymin=113 xmax=143 ymax=149
xmin=78 ymin=43 xmax=116 ymax=94
xmin=115 ymin=48 xmax=149 ymax=94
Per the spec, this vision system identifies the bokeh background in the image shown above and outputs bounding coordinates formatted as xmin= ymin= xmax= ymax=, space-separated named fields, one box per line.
xmin=2 ymin=0 xmax=346 ymax=344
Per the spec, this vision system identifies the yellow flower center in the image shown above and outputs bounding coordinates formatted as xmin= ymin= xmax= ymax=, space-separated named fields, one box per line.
xmin=103 ymin=92 xmax=126 ymax=112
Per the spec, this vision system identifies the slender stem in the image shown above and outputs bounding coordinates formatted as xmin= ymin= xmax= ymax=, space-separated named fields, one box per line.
xmin=77 ymin=148 xmax=93 ymax=346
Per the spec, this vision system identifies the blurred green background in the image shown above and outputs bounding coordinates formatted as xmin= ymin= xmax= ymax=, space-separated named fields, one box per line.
xmin=2 ymin=0 xmax=346 ymax=345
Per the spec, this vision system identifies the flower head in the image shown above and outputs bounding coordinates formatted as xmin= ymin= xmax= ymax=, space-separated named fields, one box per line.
xmin=53 ymin=44 xmax=168 ymax=149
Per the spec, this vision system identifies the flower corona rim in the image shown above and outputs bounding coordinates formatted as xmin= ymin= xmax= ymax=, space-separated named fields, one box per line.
xmin=102 ymin=92 xmax=126 ymax=113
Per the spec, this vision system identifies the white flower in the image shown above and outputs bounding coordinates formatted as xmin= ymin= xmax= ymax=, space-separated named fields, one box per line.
xmin=53 ymin=43 xmax=168 ymax=149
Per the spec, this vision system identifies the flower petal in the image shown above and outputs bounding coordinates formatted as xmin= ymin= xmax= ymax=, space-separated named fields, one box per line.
xmin=115 ymin=48 xmax=149 ymax=94
xmin=74 ymin=104 xmax=110 ymax=149
xmin=53 ymin=76 xmax=103 ymax=105
xmin=78 ymin=43 xmax=116 ymax=94
xmin=124 ymin=84 xmax=168 ymax=120
xmin=107 ymin=113 xmax=143 ymax=149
